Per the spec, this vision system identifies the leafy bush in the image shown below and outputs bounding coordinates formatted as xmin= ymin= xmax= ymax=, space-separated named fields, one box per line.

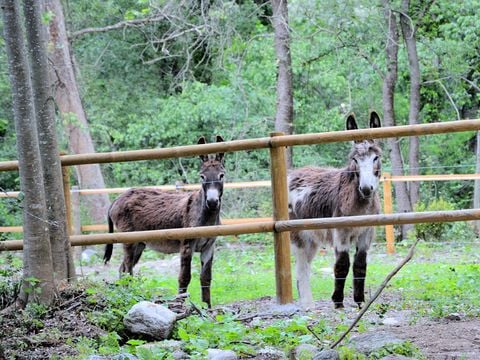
xmin=414 ymin=198 xmax=455 ymax=242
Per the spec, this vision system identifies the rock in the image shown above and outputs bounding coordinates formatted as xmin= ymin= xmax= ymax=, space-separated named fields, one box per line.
xmin=290 ymin=344 xmax=319 ymax=359
xmin=81 ymin=248 xmax=97 ymax=263
xmin=312 ymin=349 xmax=340 ymax=360
xmin=256 ymin=347 xmax=287 ymax=359
xmin=382 ymin=317 xmax=400 ymax=326
xmin=207 ymin=348 xmax=238 ymax=360
xmin=379 ymin=356 xmax=416 ymax=360
xmin=137 ymin=341 xmax=187 ymax=359
xmin=123 ymin=301 xmax=177 ymax=340
xmin=172 ymin=349 xmax=189 ymax=360
xmin=112 ymin=354 xmax=138 ymax=360
xmin=83 ymin=356 xmax=105 ymax=360
xmin=349 ymin=331 xmax=403 ymax=355
xmin=444 ymin=313 xmax=461 ymax=321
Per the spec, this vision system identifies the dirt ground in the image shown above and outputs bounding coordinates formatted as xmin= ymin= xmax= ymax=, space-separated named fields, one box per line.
xmin=1 ymin=253 xmax=479 ymax=359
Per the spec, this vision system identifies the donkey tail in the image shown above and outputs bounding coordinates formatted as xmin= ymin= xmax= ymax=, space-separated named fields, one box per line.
xmin=103 ymin=213 xmax=115 ymax=264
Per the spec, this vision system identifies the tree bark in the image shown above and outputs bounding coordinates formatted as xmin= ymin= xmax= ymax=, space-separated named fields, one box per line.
xmin=271 ymin=0 xmax=294 ymax=168
xmin=382 ymin=0 xmax=412 ymax=240
xmin=400 ymin=0 xmax=421 ymax=207
xmin=1 ymin=0 xmax=55 ymax=306
xmin=23 ymin=0 xmax=76 ymax=283
xmin=46 ymin=0 xmax=110 ymax=224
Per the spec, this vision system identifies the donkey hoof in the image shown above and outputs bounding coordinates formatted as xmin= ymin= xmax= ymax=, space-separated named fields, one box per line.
xmin=334 ymin=302 xmax=344 ymax=309
xmin=356 ymin=302 xmax=364 ymax=309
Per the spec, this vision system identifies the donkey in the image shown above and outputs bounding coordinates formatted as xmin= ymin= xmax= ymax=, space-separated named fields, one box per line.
xmin=103 ymin=135 xmax=225 ymax=308
xmin=288 ymin=112 xmax=382 ymax=309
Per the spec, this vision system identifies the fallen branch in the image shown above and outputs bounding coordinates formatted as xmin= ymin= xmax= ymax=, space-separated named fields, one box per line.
xmin=331 ymin=238 xmax=420 ymax=349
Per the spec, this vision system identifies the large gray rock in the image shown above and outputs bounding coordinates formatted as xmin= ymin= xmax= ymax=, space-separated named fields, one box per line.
xmin=255 ymin=347 xmax=287 ymax=359
xmin=349 ymin=331 xmax=403 ymax=355
xmin=123 ymin=301 xmax=177 ymax=340
xmin=207 ymin=348 xmax=238 ymax=360
xmin=312 ymin=350 xmax=339 ymax=360
xmin=290 ymin=344 xmax=319 ymax=359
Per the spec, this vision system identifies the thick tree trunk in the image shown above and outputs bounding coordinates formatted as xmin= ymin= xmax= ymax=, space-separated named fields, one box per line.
xmin=400 ymin=0 xmax=421 ymax=207
xmin=23 ymin=0 xmax=76 ymax=283
xmin=474 ymin=131 xmax=480 ymax=234
xmin=271 ymin=0 xmax=294 ymax=168
xmin=1 ymin=0 xmax=55 ymax=306
xmin=382 ymin=1 xmax=412 ymax=240
xmin=46 ymin=0 xmax=110 ymax=224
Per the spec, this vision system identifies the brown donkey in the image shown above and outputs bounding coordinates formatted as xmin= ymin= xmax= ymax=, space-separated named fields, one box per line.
xmin=103 ymin=136 xmax=225 ymax=308
xmin=288 ymin=112 xmax=382 ymax=309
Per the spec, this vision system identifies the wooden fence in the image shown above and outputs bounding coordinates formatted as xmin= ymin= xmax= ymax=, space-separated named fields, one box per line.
xmin=0 ymin=119 xmax=479 ymax=304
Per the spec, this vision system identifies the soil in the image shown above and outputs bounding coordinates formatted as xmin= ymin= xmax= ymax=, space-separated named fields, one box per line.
xmin=1 ymin=253 xmax=479 ymax=359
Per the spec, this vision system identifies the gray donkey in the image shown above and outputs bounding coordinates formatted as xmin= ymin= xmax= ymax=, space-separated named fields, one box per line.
xmin=103 ymin=135 xmax=225 ymax=308
xmin=288 ymin=112 xmax=382 ymax=309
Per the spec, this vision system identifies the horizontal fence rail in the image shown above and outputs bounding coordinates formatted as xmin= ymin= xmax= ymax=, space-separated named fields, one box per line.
xmin=1 ymin=209 xmax=479 ymax=251
xmin=0 ymin=119 xmax=479 ymax=171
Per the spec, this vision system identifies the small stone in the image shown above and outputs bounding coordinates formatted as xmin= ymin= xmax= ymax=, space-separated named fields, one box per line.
xmin=290 ymin=344 xmax=319 ymax=359
xmin=256 ymin=347 xmax=287 ymax=359
xmin=112 ymin=354 xmax=138 ymax=360
xmin=444 ymin=313 xmax=461 ymax=321
xmin=312 ymin=349 xmax=340 ymax=360
xmin=382 ymin=317 xmax=400 ymax=326
xmin=207 ymin=349 xmax=238 ymax=360
xmin=172 ymin=349 xmax=189 ymax=359
xmin=349 ymin=331 xmax=403 ymax=355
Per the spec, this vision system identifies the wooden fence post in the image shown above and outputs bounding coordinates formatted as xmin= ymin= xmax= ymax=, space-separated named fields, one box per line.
xmin=383 ymin=172 xmax=395 ymax=254
xmin=269 ymin=132 xmax=293 ymax=304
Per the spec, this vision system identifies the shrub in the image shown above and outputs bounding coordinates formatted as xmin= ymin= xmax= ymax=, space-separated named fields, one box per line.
xmin=414 ymin=198 xmax=455 ymax=242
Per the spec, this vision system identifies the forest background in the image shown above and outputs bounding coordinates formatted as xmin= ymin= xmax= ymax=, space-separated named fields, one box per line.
xmin=0 ymin=0 xmax=478 ymax=233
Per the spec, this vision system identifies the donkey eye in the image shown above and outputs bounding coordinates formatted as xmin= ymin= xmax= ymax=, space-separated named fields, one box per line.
xmin=373 ymin=156 xmax=379 ymax=162
xmin=200 ymin=175 xmax=206 ymax=182
xmin=353 ymin=158 xmax=358 ymax=164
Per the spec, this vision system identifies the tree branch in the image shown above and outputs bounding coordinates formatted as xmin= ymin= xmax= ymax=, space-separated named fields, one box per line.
xmin=69 ymin=13 xmax=167 ymax=40
xmin=331 ymin=238 xmax=420 ymax=349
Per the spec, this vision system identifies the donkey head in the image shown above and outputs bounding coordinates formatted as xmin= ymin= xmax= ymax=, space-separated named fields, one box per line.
xmin=198 ymin=135 xmax=225 ymax=211
xmin=346 ymin=112 xmax=382 ymax=199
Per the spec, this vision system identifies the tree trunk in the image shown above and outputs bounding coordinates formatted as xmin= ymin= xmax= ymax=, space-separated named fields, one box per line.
xmin=382 ymin=0 xmax=412 ymax=240
xmin=46 ymin=0 xmax=110 ymax=224
xmin=271 ymin=0 xmax=294 ymax=168
xmin=1 ymin=0 xmax=55 ymax=306
xmin=23 ymin=0 xmax=76 ymax=283
xmin=400 ymin=0 xmax=421 ymax=207
xmin=474 ymin=131 xmax=480 ymax=234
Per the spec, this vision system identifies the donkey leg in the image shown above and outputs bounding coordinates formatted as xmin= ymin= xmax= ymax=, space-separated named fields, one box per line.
xmin=353 ymin=247 xmax=367 ymax=308
xmin=353 ymin=230 xmax=372 ymax=308
xmin=132 ymin=242 xmax=146 ymax=268
xmin=119 ymin=243 xmax=137 ymax=276
xmin=332 ymin=247 xmax=350 ymax=309
xmin=292 ymin=233 xmax=319 ymax=309
xmin=200 ymin=240 xmax=215 ymax=308
xmin=178 ymin=240 xmax=193 ymax=295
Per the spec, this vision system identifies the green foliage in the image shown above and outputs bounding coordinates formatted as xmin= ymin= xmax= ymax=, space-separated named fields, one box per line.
xmin=85 ymin=275 xmax=174 ymax=333
xmin=414 ymin=198 xmax=455 ymax=242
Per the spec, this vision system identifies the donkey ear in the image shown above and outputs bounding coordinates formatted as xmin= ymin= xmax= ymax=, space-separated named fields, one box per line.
xmin=198 ymin=136 xmax=208 ymax=162
xmin=215 ymin=135 xmax=224 ymax=163
xmin=369 ymin=111 xmax=382 ymax=128
xmin=346 ymin=112 xmax=358 ymax=131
